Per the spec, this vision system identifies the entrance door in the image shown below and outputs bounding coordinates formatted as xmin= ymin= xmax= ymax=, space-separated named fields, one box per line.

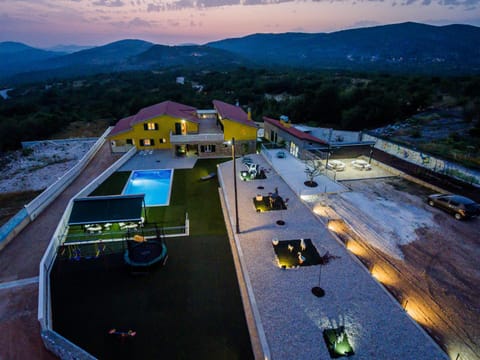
xmin=175 ymin=122 xmax=182 ymax=135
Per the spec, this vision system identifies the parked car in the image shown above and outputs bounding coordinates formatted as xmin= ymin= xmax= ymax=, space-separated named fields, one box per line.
xmin=326 ymin=160 xmax=346 ymax=171
xmin=427 ymin=194 xmax=480 ymax=220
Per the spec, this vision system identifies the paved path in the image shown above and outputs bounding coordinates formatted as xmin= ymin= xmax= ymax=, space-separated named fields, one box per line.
xmin=218 ymin=153 xmax=447 ymax=360
xmin=118 ymin=149 xmax=197 ymax=171
xmin=0 ymin=141 xmax=120 ymax=360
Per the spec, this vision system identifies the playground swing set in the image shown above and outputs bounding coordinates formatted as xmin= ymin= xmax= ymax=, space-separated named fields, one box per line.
xmin=59 ymin=242 xmax=107 ymax=261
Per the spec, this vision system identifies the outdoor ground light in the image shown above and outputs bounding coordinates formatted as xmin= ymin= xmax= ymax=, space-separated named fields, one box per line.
xmin=323 ymin=326 xmax=354 ymax=358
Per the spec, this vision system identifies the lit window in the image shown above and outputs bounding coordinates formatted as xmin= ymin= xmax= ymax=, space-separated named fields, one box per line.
xmin=144 ymin=122 xmax=158 ymax=130
xmin=140 ymin=139 xmax=155 ymax=146
xmin=200 ymin=144 xmax=216 ymax=153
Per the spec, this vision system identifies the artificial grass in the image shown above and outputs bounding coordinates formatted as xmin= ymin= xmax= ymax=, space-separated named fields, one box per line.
xmin=89 ymin=171 xmax=131 ymax=196
xmin=52 ymin=157 xmax=254 ymax=358
xmin=70 ymin=158 xmax=228 ymax=238
xmin=171 ymin=159 xmax=228 ymax=236
xmin=51 ymin=235 xmax=254 ymax=359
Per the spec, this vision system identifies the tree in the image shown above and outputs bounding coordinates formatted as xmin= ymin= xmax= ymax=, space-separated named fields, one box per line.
xmin=304 ymin=159 xmax=324 ymax=187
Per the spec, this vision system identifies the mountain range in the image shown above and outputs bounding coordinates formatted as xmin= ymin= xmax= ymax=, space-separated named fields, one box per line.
xmin=1 ymin=22 xmax=479 ymax=84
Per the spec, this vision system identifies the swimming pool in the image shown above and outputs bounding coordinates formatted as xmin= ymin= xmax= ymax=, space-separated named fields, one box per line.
xmin=123 ymin=169 xmax=173 ymax=207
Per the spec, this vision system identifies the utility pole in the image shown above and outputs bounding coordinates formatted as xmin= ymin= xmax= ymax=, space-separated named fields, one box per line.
xmin=232 ymin=138 xmax=240 ymax=234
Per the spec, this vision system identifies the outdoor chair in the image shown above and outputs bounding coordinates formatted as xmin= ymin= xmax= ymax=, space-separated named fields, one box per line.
xmin=276 ymin=151 xmax=286 ymax=159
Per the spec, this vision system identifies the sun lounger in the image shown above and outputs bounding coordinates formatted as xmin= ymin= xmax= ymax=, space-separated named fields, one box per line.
xmin=200 ymin=172 xmax=216 ymax=181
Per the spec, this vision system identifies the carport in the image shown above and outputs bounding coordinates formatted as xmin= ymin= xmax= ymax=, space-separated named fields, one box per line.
xmin=308 ymin=142 xmax=376 ymax=162
xmin=68 ymin=194 xmax=146 ymax=226
xmin=305 ymin=142 xmax=395 ymax=182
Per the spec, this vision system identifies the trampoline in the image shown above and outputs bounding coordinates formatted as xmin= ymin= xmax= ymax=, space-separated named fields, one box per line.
xmin=124 ymin=229 xmax=168 ymax=268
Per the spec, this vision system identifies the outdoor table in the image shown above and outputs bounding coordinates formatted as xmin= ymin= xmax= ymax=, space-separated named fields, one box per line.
xmin=351 ymin=159 xmax=372 ymax=170
xmin=86 ymin=225 xmax=102 ymax=233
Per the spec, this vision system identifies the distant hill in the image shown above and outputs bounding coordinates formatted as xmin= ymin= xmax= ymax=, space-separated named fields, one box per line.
xmin=44 ymin=44 xmax=94 ymax=54
xmin=207 ymin=22 xmax=480 ymax=74
xmin=1 ymin=22 xmax=479 ymax=84
xmin=0 ymin=42 xmax=64 ymax=78
xmin=35 ymin=39 xmax=154 ymax=69
xmin=1 ymin=39 xmax=155 ymax=84
xmin=131 ymin=44 xmax=248 ymax=68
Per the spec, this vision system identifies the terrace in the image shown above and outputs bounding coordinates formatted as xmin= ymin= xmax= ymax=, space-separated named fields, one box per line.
xmin=49 ymin=158 xmax=254 ymax=359
xmin=217 ymin=152 xmax=447 ymax=359
xmin=169 ymin=117 xmax=224 ymax=144
xmin=42 ymin=145 xmax=449 ymax=360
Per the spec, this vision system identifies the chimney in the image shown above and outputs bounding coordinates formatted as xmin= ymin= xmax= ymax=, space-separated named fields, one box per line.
xmin=247 ymin=107 xmax=252 ymax=121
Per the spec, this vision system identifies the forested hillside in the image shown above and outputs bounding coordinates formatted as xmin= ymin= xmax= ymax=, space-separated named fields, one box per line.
xmin=0 ymin=68 xmax=479 ymax=154
xmin=1 ymin=22 xmax=479 ymax=83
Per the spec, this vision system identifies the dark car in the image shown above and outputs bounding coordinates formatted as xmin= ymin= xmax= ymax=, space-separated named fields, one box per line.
xmin=427 ymin=193 xmax=480 ymax=220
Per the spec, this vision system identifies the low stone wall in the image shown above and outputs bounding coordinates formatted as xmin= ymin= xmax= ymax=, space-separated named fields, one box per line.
xmin=0 ymin=208 xmax=30 ymax=252
xmin=37 ymin=147 xmax=141 ymax=359
xmin=0 ymin=130 xmax=111 ymax=253
xmin=367 ymin=157 xmax=447 ymax=193
xmin=364 ymin=133 xmax=480 ymax=186
xmin=41 ymin=330 xmax=95 ymax=360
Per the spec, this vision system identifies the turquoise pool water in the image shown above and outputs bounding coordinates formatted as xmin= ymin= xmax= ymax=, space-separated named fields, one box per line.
xmin=123 ymin=169 xmax=173 ymax=206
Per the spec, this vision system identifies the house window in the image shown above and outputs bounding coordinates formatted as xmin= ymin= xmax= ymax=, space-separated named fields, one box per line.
xmin=159 ymin=138 xmax=167 ymax=144
xmin=200 ymin=144 xmax=216 ymax=153
xmin=290 ymin=142 xmax=299 ymax=158
xmin=270 ymin=130 xmax=277 ymax=143
xmin=140 ymin=139 xmax=155 ymax=146
xmin=126 ymin=139 xmax=133 ymax=145
xmin=144 ymin=122 xmax=158 ymax=131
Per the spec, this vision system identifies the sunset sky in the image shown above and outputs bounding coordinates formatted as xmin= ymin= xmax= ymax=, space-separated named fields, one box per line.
xmin=0 ymin=0 xmax=479 ymax=48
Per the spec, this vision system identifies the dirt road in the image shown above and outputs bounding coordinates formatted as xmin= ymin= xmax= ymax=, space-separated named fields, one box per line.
xmin=327 ymin=178 xmax=479 ymax=360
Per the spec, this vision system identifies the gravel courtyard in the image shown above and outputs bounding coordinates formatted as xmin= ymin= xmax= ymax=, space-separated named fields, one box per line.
xmin=312 ymin=177 xmax=480 ymax=360
xmin=218 ymin=154 xmax=447 ymax=360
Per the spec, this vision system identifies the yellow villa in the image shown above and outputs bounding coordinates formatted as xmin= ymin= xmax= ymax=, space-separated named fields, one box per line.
xmin=108 ymin=100 xmax=258 ymax=157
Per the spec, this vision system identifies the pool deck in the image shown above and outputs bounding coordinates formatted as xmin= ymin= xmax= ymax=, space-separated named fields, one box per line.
xmin=118 ymin=149 xmax=197 ymax=171
xmin=218 ymin=152 xmax=447 ymax=360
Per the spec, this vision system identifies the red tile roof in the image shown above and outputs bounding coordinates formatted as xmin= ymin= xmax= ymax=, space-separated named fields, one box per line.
xmin=263 ymin=116 xmax=328 ymax=145
xmin=109 ymin=115 xmax=136 ymax=136
xmin=110 ymin=100 xmax=198 ymax=136
xmin=213 ymin=100 xmax=257 ymax=128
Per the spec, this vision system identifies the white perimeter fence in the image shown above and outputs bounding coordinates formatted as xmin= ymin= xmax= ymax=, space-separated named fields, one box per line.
xmin=38 ymin=146 xmax=190 ymax=359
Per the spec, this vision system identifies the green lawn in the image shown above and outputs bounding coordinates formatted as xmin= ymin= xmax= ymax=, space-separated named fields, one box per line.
xmin=90 ymin=171 xmax=131 ymax=196
xmin=171 ymin=159 xmax=228 ymax=236
xmin=70 ymin=159 xmax=228 ymax=241
xmin=143 ymin=158 xmax=228 ymax=235
xmin=52 ymin=234 xmax=253 ymax=359
xmin=52 ymin=157 xmax=254 ymax=359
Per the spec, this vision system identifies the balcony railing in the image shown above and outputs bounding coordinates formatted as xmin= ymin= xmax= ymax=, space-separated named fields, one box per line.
xmin=169 ymin=131 xmax=224 ymax=144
